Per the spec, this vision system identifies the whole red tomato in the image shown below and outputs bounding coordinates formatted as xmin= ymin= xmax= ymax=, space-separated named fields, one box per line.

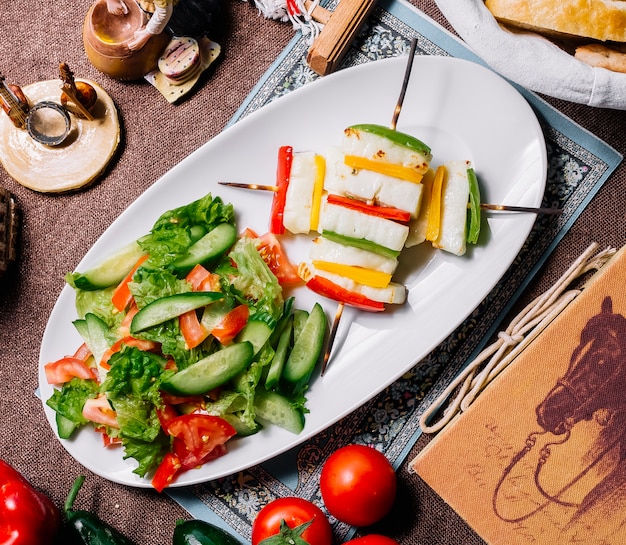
xmin=320 ymin=445 xmax=397 ymax=527
xmin=251 ymin=497 xmax=333 ymax=545
xmin=346 ymin=535 xmax=400 ymax=545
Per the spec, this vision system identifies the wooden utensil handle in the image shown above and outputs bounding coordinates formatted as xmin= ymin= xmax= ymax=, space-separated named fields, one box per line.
xmin=306 ymin=0 xmax=377 ymax=76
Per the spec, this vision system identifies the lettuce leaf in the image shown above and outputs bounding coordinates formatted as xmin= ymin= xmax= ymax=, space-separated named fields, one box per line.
xmin=139 ymin=193 xmax=234 ymax=267
xmin=101 ymin=346 xmax=172 ymax=475
xmin=228 ymin=237 xmax=283 ymax=322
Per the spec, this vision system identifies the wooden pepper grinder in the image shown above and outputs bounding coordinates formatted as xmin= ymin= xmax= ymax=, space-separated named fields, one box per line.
xmin=305 ymin=0 xmax=377 ymax=76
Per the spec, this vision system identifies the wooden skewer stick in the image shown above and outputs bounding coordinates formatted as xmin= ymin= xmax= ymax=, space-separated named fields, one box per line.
xmin=322 ymin=38 xmax=419 ymax=375
xmin=480 ymin=203 xmax=562 ymax=215
xmin=216 ymin=184 xmax=562 ymax=217
xmin=320 ymin=302 xmax=344 ymax=375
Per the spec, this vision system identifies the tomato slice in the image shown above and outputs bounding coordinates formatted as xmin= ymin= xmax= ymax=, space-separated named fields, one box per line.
xmin=82 ymin=395 xmax=119 ymax=428
xmin=186 ymin=264 xmax=221 ymax=292
xmin=151 ymin=452 xmax=182 ymax=493
xmin=306 ymin=275 xmax=385 ymax=312
xmin=100 ymin=336 xmax=159 ymax=369
xmin=211 ymin=304 xmax=249 ymax=345
xmin=165 ymin=414 xmax=236 ymax=470
xmin=94 ymin=426 xmax=122 ymax=447
xmin=257 ymin=232 xmax=302 ymax=286
xmin=111 ymin=254 xmax=150 ymax=312
xmin=44 ymin=356 xmax=98 ymax=384
xmin=326 ymin=194 xmax=411 ymax=224
xmin=270 ymin=146 xmax=293 ymax=235
xmin=73 ymin=343 xmax=92 ymax=362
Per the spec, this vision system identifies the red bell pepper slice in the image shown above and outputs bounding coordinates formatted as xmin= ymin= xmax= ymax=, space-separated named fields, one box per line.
xmin=44 ymin=356 xmax=98 ymax=384
xmin=111 ymin=254 xmax=150 ymax=312
xmin=269 ymin=146 xmax=293 ymax=235
xmin=326 ymin=194 xmax=411 ymax=224
xmin=306 ymin=275 xmax=385 ymax=312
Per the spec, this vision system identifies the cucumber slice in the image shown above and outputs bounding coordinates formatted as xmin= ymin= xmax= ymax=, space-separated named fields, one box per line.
xmin=200 ymin=299 xmax=235 ymax=331
xmin=283 ymin=303 xmax=327 ymax=386
xmin=161 ymin=341 xmax=254 ymax=395
xmin=73 ymin=313 xmax=111 ymax=366
xmin=221 ymin=413 xmax=262 ymax=437
xmin=130 ymin=292 xmax=223 ymax=333
xmin=292 ymin=309 xmax=309 ymax=343
xmin=236 ymin=319 xmax=274 ymax=355
xmin=65 ymin=241 xmax=146 ymax=291
xmin=56 ymin=412 xmax=77 ymax=439
xmin=265 ymin=316 xmax=293 ymax=389
xmin=172 ymin=222 xmax=237 ymax=271
xmin=254 ymin=390 xmax=304 ymax=434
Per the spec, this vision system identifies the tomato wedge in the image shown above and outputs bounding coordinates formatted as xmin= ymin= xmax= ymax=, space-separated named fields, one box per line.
xmin=164 ymin=414 xmax=236 ymax=470
xmin=211 ymin=304 xmax=249 ymax=345
xmin=180 ymin=309 xmax=209 ymax=349
xmin=326 ymin=194 xmax=411 ymax=224
xmin=186 ymin=264 xmax=221 ymax=292
xmin=72 ymin=343 xmax=92 ymax=362
xmin=306 ymin=275 xmax=385 ymax=312
xmin=82 ymin=395 xmax=119 ymax=428
xmin=257 ymin=232 xmax=302 ymax=286
xmin=151 ymin=452 xmax=182 ymax=493
xmin=44 ymin=356 xmax=98 ymax=384
xmin=270 ymin=146 xmax=293 ymax=235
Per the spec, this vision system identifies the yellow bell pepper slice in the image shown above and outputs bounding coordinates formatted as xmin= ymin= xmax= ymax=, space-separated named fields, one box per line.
xmin=312 ymin=260 xmax=392 ymax=288
xmin=343 ymin=155 xmax=424 ymax=184
xmin=425 ymin=165 xmax=447 ymax=242
xmin=309 ymin=155 xmax=326 ymax=232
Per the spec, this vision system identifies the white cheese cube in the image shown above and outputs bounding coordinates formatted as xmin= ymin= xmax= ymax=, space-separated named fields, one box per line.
xmin=309 ymin=237 xmax=399 ymax=275
xmin=434 ymin=160 xmax=471 ymax=256
xmin=283 ymin=152 xmax=318 ymax=234
xmin=319 ymin=200 xmax=409 ymax=252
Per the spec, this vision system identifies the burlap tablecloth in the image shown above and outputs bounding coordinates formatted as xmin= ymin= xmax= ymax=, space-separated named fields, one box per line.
xmin=1 ymin=1 xmax=624 ymax=544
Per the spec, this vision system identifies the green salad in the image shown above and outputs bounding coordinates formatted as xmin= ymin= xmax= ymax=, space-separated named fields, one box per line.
xmin=44 ymin=193 xmax=327 ymax=491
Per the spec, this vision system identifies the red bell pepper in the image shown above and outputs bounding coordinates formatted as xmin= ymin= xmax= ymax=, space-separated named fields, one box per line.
xmin=0 ymin=459 xmax=61 ymax=545
xmin=269 ymin=146 xmax=293 ymax=235
xmin=306 ymin=275 xmax=385 ymax=312
xmin=326 ymin=194 xmax=411 ymax=224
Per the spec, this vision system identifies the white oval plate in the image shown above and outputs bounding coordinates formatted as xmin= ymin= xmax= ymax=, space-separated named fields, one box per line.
xmin=39 ymin=55 xmax=547 ymax=488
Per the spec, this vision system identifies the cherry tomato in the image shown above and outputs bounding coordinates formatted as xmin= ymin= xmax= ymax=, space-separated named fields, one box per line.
xmin=251 ymin=497 xmax=332 ymax=545
xmin=345 ymin=535 xmax=400 ymax=545
xmin=320 ymin=445 xmax=397 ymax=527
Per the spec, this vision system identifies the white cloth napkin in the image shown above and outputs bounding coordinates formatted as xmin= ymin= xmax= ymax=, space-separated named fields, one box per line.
xmin=435 ymin=0 xmax=626 ymax=110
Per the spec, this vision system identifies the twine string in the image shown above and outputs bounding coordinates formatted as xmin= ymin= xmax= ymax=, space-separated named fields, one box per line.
xmin=419 ymin=242 xmax=617 ymax=434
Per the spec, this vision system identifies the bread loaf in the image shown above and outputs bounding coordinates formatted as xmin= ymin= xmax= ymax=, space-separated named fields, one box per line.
xmin=484 ymin=0 xmax=626 ymax=43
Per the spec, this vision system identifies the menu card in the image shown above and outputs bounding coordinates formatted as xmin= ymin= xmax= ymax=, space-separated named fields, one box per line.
xmin=412 ymin=245 xmax=626 ymax=545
